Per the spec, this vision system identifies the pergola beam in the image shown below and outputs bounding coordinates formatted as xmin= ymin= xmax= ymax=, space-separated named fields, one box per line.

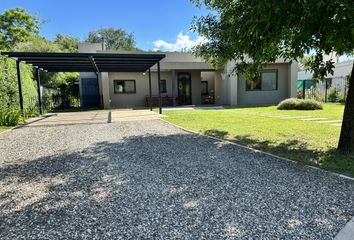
xmin=89 ymin=56 xmax=100 ymax=74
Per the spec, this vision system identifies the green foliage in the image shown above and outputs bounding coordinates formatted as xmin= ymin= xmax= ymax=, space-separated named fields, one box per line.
xmin=328 ymin=87 xmax=340 ymax=102
xmin=0 ymin=108 xmax=21 ymax=126
xmin=0 ymin=56 xmax=38 ymax=110
xmin=192 ymin=0 xmax=354 ymax=80
xmin=54 ymin=34 xmax=79 ymax=53
xmin=0 ymin=8 xmax=40 ymax=50
xmin=277 ymin=98 xmax=323 ymax=110
xmin=86 ymin=27 xmax=137 ymax=51
xmin=14 ymin=35 xmax=62 ymax=52
xmin=305 ymin=87 xmax=324 ymax=102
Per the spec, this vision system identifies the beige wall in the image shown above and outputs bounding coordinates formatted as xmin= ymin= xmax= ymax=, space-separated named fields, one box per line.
xmin=108 ymin=71 xmax=172 ymax=108
xmin=237 ymin=63 xmax=289 ymax=105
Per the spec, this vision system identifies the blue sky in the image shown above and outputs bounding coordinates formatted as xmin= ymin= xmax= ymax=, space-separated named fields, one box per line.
xmin=0 ymin=0 xmax=208 ymax=51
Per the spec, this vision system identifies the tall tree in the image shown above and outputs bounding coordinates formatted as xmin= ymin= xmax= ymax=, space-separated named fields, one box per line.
xmin=192 ymin=0 xmax=354 ymax=153
xmin=86 ymin=27 xmax=136 ymax=51
xmin=54 ymin=34 xmax=79 ymax=53
xmin=0 ymin=8 xmax=40 ymax=50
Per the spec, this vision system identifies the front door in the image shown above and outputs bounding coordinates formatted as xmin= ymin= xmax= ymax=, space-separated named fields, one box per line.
xmin=178 ymin=72 xmax=192 ymax=105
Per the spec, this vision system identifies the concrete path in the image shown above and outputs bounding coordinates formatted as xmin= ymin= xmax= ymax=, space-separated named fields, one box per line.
xmin=25 ymin=110 xmax=161 ymax=126
xmin=0 ymin=116 xmax=353 ymax=239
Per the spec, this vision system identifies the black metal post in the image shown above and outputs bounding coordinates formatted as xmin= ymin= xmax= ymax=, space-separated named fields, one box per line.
xmin=157 ymin=61 xmax=162 ymax=114
xmin=35 ymin=68 xmax=43 ymax=115
xmin=324 ymin=79 xmax=328 ymax=103
xmin=148 ymin=68 xmax=152 ymax=111
xmin=16 ymin=60 xmax=24 ymax=112
xmin=302 ymin=80 xmax=306 ymax=99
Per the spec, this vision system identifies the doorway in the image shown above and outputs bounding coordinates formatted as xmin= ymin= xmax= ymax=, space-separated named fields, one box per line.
xmin=178 ymin=72 xmax=192 ymax=105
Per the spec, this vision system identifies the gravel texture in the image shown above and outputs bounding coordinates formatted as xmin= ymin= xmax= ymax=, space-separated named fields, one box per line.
xmin=0 ymin=120 xmax=354 ymax=239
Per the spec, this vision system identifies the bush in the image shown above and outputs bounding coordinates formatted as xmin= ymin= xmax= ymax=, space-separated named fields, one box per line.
xmin=327 ymin=87 xmax=340 ymax=102
xmin=0 ymin=108 xmax=22 ymax=126
xmin=305 ymin=86 xmax=324 ymax=102
xmin=277 ymin=98 xmax=323 ymax=110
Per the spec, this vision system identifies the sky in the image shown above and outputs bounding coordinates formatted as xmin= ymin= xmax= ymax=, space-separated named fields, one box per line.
xmin=0 ymin=0 xmax=209 ymax=51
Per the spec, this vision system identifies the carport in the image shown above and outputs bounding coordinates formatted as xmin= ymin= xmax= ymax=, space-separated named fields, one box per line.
xmin=1 ymin=52 xmax=166 ymax=114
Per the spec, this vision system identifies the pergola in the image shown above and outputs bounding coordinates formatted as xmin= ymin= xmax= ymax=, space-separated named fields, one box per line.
xmin=1 ymin=52 xmax=166 ymax=114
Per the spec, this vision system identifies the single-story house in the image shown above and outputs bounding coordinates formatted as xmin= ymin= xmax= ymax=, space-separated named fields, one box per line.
xmin=79 ymin=43 xmax=298 ymax=108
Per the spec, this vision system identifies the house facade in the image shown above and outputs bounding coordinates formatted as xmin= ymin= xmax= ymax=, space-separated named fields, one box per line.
xmin=79 ymin=43 xmax=298 ymax=108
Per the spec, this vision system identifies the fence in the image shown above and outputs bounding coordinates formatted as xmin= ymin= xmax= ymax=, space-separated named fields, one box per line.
xmin=297 ymin=76 xmax=349 ymax=103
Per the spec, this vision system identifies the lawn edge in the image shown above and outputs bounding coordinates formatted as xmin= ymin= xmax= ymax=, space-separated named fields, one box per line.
xmin=0 ymin=114 xmax=56 ymax=135
xmin=160 ymin=118 xmax=354 ymax=239
xmin=160 ymin=118 xmax=354 ymax=181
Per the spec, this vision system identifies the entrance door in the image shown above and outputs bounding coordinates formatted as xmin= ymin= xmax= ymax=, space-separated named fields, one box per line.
xmin=178 ymin=72 xmax=192 ymax=105
xmin=81 ymin=78 xmax=99 ymax=108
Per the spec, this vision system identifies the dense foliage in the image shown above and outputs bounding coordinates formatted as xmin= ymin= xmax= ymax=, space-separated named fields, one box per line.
xmin=86 ymin=27 xmax=137 ymax=51
xmin=277 ymin=98 xmax=323 ymax=110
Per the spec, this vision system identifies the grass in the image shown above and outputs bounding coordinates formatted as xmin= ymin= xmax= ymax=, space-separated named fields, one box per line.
xmin=163 ymin=103 xmax=354 ymax=177
xmin=0 ymin=126 xmax=10 ymax=133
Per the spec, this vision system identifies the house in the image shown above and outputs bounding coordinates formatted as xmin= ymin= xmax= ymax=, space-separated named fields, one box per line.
xmin=79 ymin=43 xmax=298 ymax=108
xmin=298 ymin=60 xmax=352 ymax=96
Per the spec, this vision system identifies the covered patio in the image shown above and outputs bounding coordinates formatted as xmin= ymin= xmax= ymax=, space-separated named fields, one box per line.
xmin=1 ymin=52 xmax=166 ymax=114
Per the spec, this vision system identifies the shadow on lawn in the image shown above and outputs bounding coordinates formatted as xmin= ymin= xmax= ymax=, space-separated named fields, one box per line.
xmin=2 ymin=132 xmax=354 ymax=238
xmin=202 ymin=129 xmax=354 ymax=177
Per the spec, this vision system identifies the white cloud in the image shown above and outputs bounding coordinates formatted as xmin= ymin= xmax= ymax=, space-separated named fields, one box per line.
xmin=152 ymin=32 xmax=207 ymax=52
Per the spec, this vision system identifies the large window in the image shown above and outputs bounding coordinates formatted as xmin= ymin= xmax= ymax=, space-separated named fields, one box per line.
xmin=246 ymin=70 xmax=278 ymax=91
xmin=160 ymin=79 xmax=167 ymax=93
xmin=114 ymin=80 xmax=136 ymax=93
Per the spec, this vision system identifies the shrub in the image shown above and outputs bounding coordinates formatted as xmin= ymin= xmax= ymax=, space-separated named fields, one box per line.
xmin=0 ymin=108 xmax=22 ymax=126
xmin=305 ymin=87 xmax=324 ymax=102
xmin=277 ymin=98 xmax=323 ymax=110
xmin=327 ymin=87 xmax=339 ymax=102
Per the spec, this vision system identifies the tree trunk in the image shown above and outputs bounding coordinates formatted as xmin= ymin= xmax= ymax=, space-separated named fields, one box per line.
xmin=337 ymin=62 xmax=354 ymax=153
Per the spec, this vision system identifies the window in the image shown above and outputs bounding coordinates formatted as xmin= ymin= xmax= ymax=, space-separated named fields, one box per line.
xmin=114 ymin=80 xmax=136 ymax=93
xmin=201 ymin=81 xmax=208 ymax=95
xmin=246 ymin=70 xmax=278 ymax=91
xmin=160 ymin=79 xmax=167 ymax=93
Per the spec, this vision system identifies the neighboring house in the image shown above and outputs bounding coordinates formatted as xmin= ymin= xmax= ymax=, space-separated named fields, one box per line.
xmin=79 ymin=43 xmax=298 ymax=108
xmin=298 ymin=60 xmax=352 ymax=94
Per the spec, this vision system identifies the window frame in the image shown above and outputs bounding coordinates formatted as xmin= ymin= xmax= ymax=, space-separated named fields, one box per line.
xmin=113 ymin=80 xmax=136 ymax=94
xmin=245 ymin=69 xmax=278 ymax=91
xmin=159 ymin=79 xmax=167 ymax=93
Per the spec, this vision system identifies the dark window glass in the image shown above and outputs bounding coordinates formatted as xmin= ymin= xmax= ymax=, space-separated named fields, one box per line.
xmin=201 ymin=81 xmax=208 ymax=95
xmin=114 ymin=80 xmax=136 ymax=93
xmin=160 ymin=79 xmax=167 ymax=93
xmin=246 ymin=70 xmax=278 ymax=91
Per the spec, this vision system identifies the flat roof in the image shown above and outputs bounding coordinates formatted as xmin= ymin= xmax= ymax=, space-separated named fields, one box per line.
xmin=1 ymin=52 xmax=166 ymax=72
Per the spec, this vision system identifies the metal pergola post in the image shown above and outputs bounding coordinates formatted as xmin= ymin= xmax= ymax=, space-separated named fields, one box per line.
xmin=157 ymin=61 xmax=162 ymax=114
xmin=35 ymin=68 xmax=43 ymax=115
xmin=148 ymin=68 xmax=152 ymax=111
xmin=16 ymin=60 xmax=24 ymax=112
xmin=302 ymin=80 xmax=306 ymax=99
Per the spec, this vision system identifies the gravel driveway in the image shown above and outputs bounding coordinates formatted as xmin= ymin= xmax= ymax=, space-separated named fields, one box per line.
xmin=0 ymin=119 xmax=353 ymax=239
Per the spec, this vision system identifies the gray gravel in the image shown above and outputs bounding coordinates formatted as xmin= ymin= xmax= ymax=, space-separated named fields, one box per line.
xmin=0 ymin=120 xmax=353 ymax=239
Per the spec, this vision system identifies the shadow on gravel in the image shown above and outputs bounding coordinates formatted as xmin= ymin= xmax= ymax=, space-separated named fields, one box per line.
xmin=1 ymin=133 xmax=354 ymax=239
xmin=202 ymin=130 xmax=354 ymax=177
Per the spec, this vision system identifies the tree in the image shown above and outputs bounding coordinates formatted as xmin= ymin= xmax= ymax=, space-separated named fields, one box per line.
xmin=0 ymin=8 xmax=40 ymax=50
xmin=192 ymin=0 xmax=354 ymax=153
xmin=54 ymin=34 xmax=79 ymax=53
xmin=86 ymin=27 xmax=136 ymax=51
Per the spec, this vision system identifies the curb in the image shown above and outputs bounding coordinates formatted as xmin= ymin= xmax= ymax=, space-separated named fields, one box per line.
xmin=334 ymin=216 xmax=354 ymax=240
xmin=159 ymin=118 xmax=354 ymax=182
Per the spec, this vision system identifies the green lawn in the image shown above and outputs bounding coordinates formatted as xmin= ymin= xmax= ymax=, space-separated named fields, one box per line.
xmin=0 ymin=126 xmax=10 ymax=133
xmin=163 ymin=103 xmax=354 ymax=177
